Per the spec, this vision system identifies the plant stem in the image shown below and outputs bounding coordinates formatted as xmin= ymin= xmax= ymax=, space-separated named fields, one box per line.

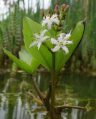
xmin=32 ymin=77 xmax=50 ymax=111
xmin=32 ymin=77 xmax=45 ymax=102
xmin=50 ymin=53 xmax=56 ymax=119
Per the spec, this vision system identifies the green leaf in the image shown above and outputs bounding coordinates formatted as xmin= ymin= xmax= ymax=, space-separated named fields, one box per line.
xmin=4 ymin=49 xmax=40 ymax=73
xmin=19 ymin=47 xmax=39 ymax=71
xmin=19 ymin=47 xmax=32 ymax=65
xmin=23 ymin=17 xmax=85 ymax=72
xmin=55 ymin=21 xmax=85 ymax=71
xmin=23 ymin=17 xmax=52 ymax=71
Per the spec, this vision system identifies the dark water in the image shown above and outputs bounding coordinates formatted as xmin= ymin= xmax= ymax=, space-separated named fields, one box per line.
xmin=0 ymin=72 xmax=96 ymax=119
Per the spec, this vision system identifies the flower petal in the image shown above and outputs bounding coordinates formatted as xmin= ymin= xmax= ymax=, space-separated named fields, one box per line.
xmin=58 ymin=33 xmax=66 ymax=41
xmin=51 ymin=14 xmax=60 ymax=25
xmin=43 ymin=36 xmax=49 ymax=41
xmin=34 ymin=34 xmax=40 ymax=39
xmin=51 ymin=45 xmax=60 ymax=52
xmin=41 ymin=29 xmax=47 ymax=36
xmin=52 ymin=18 xmax=59 ymax=25
xmin=48 ymin=22 xmax=52 ymax=29
xmin=65 ymin=40 xmax=73 ymax=44
xmin=37 ymin=42 xmax=42 ymax=50
xmin=61 ymin=46 xmax=69 ymax=54
xmin=51 ymin=38 xmax=58 ymax=45
xmin=29 ymin=41 xmax=37 ymax=48
xmin=42 ymin=16 xmax=50 ymax=27
xmin=42 ymin=14 xmax=60 ymax=29
xmin=65 ymin=32 xmax=71 ymax=40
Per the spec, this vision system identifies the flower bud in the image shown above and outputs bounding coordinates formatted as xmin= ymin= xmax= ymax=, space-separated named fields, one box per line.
xmin=62 ymin=4 xmax=69 ymax=12
xmin=61 ymin=4 xmax=66 ymax=11
xmin=64 ymin=5 xmax=69 ymax=12
xmin=54 ymin=4 xmax=59 ymax=14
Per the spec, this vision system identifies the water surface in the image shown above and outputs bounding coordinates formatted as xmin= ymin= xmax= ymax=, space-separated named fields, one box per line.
xmin=0 ymin=72 xmax=96 ymax=119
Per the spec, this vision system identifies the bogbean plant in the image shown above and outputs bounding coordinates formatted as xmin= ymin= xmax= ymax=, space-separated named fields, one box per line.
xmin=4 ymin=4 xmax=85 ymax=119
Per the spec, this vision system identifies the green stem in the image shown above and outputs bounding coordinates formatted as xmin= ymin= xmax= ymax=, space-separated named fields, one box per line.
xmin=50 ymin=53 xmax=56 ymax=119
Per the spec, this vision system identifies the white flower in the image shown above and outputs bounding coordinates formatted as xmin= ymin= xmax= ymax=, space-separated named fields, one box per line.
xmin=29 ymin=30 xmax=49 ymax=50
xmin=42 ymin=14 xmax=60 ymax=29
xmin=51 ymin=32 xmax=73 ymax=53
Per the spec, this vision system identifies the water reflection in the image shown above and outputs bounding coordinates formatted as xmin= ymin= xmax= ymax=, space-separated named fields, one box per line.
xmin=0 ymin=73 xmax=96 ymax=119
xmin=0 ymin=94 xmax=8 ymax=119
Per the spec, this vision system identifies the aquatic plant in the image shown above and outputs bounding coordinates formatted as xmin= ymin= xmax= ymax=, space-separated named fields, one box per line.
xmin=4 ymin=4 xmax=85 ymax=119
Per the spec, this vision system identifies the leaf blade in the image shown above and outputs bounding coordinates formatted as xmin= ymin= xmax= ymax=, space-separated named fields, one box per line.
xmin=4 ymin=49 xmax=39 ymax=73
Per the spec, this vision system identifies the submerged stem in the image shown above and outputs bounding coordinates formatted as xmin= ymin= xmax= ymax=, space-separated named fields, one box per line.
xmin=32 ymin=76 xmax=50 ymax=111
xmin=50 ymin=52 xmax=56 ymax=119
xmin=32 ymin=77 xmax=45 ymax=102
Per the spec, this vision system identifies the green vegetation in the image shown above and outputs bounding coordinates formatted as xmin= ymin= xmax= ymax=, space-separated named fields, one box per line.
xmin=0 ymin=0 xmax=96 ymax=73
xmin=4 ymin=2 xmax=85 ymax=118
xmin=0 ymin=1 xmax=96 ymax=119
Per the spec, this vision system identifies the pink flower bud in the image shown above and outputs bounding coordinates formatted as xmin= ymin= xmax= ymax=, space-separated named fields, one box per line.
xmin=54 ymin=4 xmax=59 ymax=14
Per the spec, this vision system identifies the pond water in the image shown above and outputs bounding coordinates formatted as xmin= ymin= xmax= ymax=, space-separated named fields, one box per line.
xmin=0 ymin=72 xmax=96 ymax=119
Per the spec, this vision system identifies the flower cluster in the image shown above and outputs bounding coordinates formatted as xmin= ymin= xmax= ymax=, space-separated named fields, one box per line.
xmin=29 ymin=10 xmax=73 ymax=54
xmin=42 ymin=14 xmax=60 ymax=29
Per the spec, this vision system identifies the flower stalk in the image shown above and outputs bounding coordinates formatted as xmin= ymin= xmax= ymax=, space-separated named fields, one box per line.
xmin=50 ymin=52 xmax=56 ymax=119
